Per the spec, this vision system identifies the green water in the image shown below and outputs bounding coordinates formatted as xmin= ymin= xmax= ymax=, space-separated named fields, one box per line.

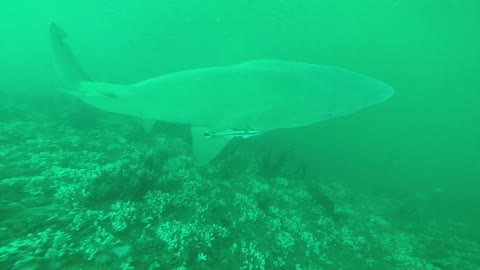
xmin=1 ymin=0 xmax=479 ymax=269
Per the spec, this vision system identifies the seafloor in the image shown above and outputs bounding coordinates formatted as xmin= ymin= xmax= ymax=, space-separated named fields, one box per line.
xmin=0 ymin=94 xmax=478 ymax=270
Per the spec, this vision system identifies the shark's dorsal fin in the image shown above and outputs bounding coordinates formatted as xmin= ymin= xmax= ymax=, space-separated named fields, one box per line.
xmin=191 ymin=126 xmax=231 ymax=165
xmin=235 ymin=59 xmax=297 ymax=70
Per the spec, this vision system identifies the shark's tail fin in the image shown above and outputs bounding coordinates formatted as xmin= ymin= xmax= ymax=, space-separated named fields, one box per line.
xmin=49 ymin=22 xmax=91 ymax=89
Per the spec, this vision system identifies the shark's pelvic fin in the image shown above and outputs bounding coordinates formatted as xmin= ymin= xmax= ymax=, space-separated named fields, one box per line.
xmin=49 ymin=22 xmax=91 ymax=89
xmin=191 ymin=126 xmax=232 ymax=165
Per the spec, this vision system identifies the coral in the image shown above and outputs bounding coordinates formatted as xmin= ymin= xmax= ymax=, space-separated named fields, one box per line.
xmin=1 ymin=101 xmax=479 ymax=269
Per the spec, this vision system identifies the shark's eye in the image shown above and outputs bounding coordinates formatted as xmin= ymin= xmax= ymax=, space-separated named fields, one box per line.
xmin=100 ymin=91 xmax=118 ymax=99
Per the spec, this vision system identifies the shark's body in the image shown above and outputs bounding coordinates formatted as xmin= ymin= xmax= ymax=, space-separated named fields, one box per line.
xmin=50 ymin=23 xmax=394 ymax=164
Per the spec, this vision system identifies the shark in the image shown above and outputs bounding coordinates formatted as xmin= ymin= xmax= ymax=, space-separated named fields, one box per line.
xmin=49 ymin=22 xmax=394 ymax=164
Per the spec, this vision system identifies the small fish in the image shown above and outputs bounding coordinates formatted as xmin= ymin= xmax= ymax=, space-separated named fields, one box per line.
xmin=203 ymin=129 xmax=262 ymax=139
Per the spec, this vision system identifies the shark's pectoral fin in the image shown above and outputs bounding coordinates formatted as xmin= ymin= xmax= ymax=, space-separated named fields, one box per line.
xmin=138 ymin=119 xmax=156 ymax=132
xmin=191 ymin=126 xmax=231 ymax=165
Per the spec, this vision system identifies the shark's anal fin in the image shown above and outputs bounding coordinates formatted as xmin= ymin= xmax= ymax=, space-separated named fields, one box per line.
xmin=191 ymin=126 xmax=231 ymax=165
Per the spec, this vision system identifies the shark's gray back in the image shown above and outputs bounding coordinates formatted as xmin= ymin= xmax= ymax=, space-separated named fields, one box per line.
xmin=126 ymin=59 xmax=394 ymax=131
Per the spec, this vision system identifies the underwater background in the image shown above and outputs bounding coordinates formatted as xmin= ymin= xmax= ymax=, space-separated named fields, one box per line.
xmin=1 ymin=0 xmax=479 ymax=269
